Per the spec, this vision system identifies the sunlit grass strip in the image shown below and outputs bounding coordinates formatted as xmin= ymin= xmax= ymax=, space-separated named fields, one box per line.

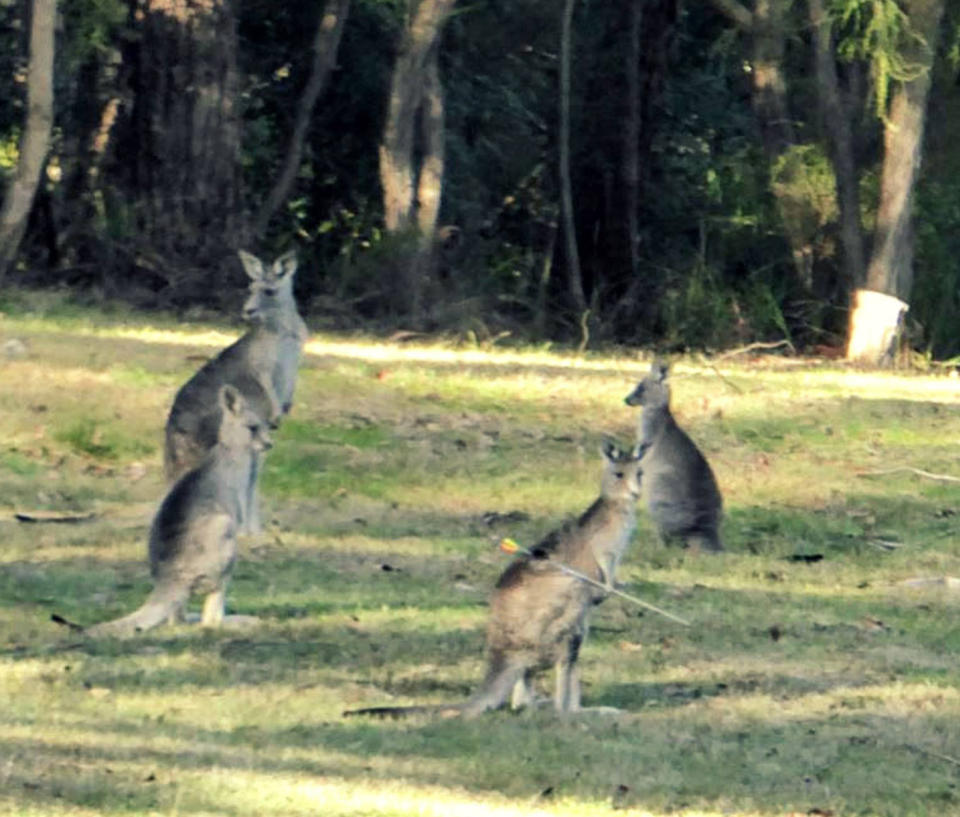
xmin=696 ymin=680 xmax=960 ymax=721
xmin=0 ymin=716 xmax=771 ymax=817
xmin=11 ymin=315 xmax=960 ymax=406
xmin=198 ymin=770 xmax=726 ymax=817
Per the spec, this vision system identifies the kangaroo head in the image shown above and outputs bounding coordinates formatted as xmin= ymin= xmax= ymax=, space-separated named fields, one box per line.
xmin=624 ymin=360 xmax=670 ymax=410
xmin=237 ymin=250 xmax=299 ymax=325
xmin=218 ymin=385 xmax=273 ymax=455
xmin=599 ymin=438 xmax=646 ymax=502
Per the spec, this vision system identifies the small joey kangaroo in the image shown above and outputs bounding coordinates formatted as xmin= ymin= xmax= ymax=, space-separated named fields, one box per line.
xmin=625 ymin=360 xmax=723 ymax=552
xmin=68 ymin=386 xmax=272 ymax=638
xmin=164 ymin=249 xmax=308 ymax=532
xmin=344 ymin=439 xmax=645 ymax=719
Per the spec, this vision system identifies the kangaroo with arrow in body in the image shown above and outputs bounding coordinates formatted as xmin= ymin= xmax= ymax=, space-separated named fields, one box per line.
xmin=344 ymin=439 xmax=677 ymax=719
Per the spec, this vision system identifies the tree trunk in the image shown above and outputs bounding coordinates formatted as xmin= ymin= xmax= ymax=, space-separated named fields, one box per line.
xmin=559 ymin=0 xmax=586 ymax=316
xmin=379 ymin=0 xmax=454 ymax=232
xmin=0 ymin=0 xmax=55 ymax=281
xmin=378 ymin=0 xmax=455 ymax=323
xmin=808 ymin=0 xmax=865 ymax=291
xmin=623 ymin=0 xmax=643 ymax=283
xmin=121 ymin=0 xmax=243 ymax=300
xmin=845 ymin=0 xmax=945 ymax=364
xmin=407 ymin=49 xmax=446 ymax=318
xmin=748 ymin=0 xmax=793 ymax=157
xmin=254 ymin=0 xmax=350 ymax=239
xmin=58 ymin=53 xmax=126 ymax=268
xmin=609 ymin=0 xmax=677 ymax=337
xmin=415 ymin=52 xmax=444 ymax=239
xmin=710 ymin=0 xmax=816 ymax=289
xmin=534 ymin=223 xmax=558 ymax=337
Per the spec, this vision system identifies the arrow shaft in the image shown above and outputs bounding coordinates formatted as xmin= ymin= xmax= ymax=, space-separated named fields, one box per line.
xmin=513 ymin=545 xmax=690 ymax=627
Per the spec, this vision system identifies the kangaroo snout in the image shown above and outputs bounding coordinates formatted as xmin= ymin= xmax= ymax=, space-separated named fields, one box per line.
xmin=624 ymin=385 xmax=643 ymax=406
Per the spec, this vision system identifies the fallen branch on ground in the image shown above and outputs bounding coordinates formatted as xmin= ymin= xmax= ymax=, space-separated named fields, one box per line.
xmin=857 ymin=466 xmax=960 ymax=483
xmin=713 ymin=339 xmax=796 ymax=361
xmin=694 ymin=354 xmax=745 ymax=394
xmin=898 ymin=576 xmax=960 ymax=590
xmin=863 ymin=539 xmax=902 ymax=551
xmin=14 ymin=510 xmax=97 ymax=524
xmin=903 ymin=743 xmax=960 ymax=769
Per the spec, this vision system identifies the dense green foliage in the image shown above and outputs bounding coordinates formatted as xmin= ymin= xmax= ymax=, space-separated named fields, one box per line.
xmin=2 ymin=0 xmax=960 ymax=353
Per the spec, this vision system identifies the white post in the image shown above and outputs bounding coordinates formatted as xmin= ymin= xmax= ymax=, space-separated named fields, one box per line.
xmin=846 ymin=288 xmax=909 ymax=365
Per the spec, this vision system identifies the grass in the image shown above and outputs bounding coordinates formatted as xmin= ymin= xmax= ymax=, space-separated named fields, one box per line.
xmin=2 ymin=290 xmax=960 ymax=815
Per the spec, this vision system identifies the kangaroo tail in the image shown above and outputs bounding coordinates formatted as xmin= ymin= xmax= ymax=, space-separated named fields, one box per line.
xmin=342 ymin=703 xmax=463 ymax=719
xmin=342 ymin=670 xmax=524 ymax=720
xmin=343 ymin=653 xmax=528 ymax=720
xmin=80 ymin=584 xmax=190 ymax=638
xmin=50 ymin=613 xmax=84 ymax=632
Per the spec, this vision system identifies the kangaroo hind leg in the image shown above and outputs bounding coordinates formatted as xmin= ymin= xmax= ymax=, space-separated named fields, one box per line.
xmin=461 ymin=655 xmax=527 ymax=719
xmin=510 ymin=669 xmax=536 ymax=709
xmin=554 ymin=631 xmax=583 ymax=714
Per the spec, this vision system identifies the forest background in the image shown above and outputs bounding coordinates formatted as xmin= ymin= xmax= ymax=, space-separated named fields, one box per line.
xmin=1 ymin=0 xmax=960 ymax=362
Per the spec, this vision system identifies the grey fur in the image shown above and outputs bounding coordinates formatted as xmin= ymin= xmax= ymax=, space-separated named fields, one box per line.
xmin=344 ymin=441 xmax=644 ymax=719
xmin=83 ymin=386 xmax=272 ymax=637
xmin=164 ymin=250 xmax=308 ymax=531
xmin=624 ymin=360 xmax=723 ymax=552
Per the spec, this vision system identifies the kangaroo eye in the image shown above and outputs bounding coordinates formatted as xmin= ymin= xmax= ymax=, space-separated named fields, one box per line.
xmin=615 ymin=471 xmax=624 ymax=478
xmin=263 ymin=287 xmax=278 ymax=296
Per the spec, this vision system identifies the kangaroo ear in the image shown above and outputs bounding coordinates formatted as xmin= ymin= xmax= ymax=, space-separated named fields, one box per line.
xmin=219 ymin=384 xmax=244 ymax=415
xmin=601 ymin=437 xmax=621 ymax=461
xmin=273 ymin=250 xmax=298 ymax=279
xmin=632 ymin=441 xmax=650 ymax=461
xmin=238 ymin=250 xmax=265 ymax=281
xmin=653 ymin=360 xmax=670 ymax=382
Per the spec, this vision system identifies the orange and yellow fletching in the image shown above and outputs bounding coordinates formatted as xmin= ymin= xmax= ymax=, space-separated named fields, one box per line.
xmin=498 ymin=537 xmax=521 ymax=554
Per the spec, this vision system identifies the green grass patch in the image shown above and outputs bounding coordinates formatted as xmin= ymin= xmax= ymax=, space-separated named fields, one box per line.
xmin=54 ymin=417 xmax=156 ymax=461
xmin=281 ymin=420 xmax=391 ymax=449
xmin=0 ymin=450 xmax=43 ymax=477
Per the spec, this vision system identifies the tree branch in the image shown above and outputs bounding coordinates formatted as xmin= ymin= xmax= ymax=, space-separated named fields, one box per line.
xmin=713 ymin=339 xmax=796 ymax=361
xmin=559 ymin=0 xmax=586 ymax=315
xmin=254 ymin=0 xmax=351 ymax=238
xmin=0 ymin=0 xmax=55 ymax=279
xmin=707 ymin=0 xmax=754 ymax=30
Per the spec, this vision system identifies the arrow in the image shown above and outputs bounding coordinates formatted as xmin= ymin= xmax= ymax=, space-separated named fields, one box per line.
xmin=498 ymin=538 xmax=690 ymax=627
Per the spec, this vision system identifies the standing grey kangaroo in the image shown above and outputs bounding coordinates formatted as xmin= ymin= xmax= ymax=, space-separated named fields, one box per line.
xmin=344 ymin=440 xmax=645 ymax=719
xmin=164 ymin=249 xmax=308 ymax=531
xmin=625 ymin=360 xmax=723 ymax=552
xmin=73 ymin=386 xmax=272 ymax=637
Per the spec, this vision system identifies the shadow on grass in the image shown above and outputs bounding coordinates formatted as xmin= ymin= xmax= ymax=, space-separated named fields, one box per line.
xmin=4 ymin=704 xmax=958 ymax=816
xmin=11 ymin=572 xmax=958 ymax=700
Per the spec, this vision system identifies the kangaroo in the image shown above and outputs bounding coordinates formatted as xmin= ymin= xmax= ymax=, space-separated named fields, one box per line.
xmin=344 ymin=440 xmax=645 ymax=719
xmin=624 ymin=360 xmax=723 ymax=552
xmin=164 ymin=249 xmax=308 ymax=532
xmin=67 ymin=386 xmax=272 ymax=638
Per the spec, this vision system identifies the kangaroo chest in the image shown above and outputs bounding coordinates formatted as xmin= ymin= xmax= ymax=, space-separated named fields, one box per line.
xmin=568 ymin=505 xmax=637 ymax=584
xmin=592 ymin=513 xmax=635 ymax=576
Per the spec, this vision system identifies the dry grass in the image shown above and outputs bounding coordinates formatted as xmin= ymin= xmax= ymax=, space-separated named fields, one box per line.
xmin=2 ymin=291 xmax=960 ymax=816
